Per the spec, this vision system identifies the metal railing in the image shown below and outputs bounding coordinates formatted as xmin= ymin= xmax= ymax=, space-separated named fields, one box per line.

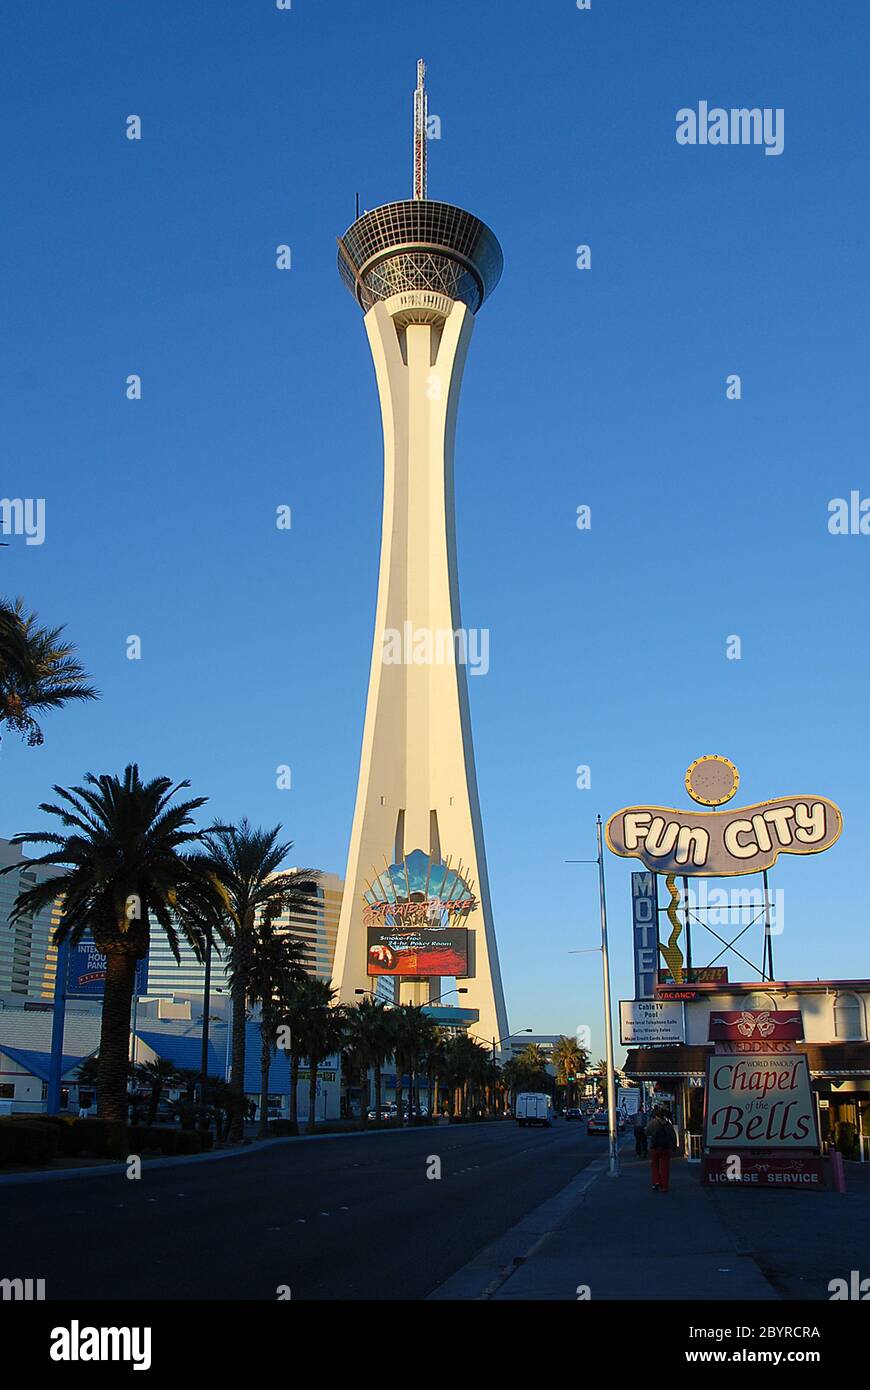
xmin=685 ymin=1132 xmax=703 ymax=1162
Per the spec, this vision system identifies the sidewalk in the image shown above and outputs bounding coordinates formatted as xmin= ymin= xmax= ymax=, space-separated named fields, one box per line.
xmin=491 ymin=1149 xmax=779 ymax=1301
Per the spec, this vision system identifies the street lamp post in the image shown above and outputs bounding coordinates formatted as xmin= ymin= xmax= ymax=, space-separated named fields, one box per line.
xmin=471 ymin=1029 xmax=532 ymax=1115
xmin=566 ymin=817 xmax=620 ymax=1178
xmin=596 ymin=815 xmax=619 ymax=1178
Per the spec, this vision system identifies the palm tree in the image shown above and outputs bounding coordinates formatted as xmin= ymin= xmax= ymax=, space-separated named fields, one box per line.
xmin=517 ymin=1041 xmax=549 ymax=1075
xmin=551 ymin=1036 xmax=589 ymax=1109
xmin=279 ymin=978 xmax=313 ymax=1128
xmin=410 ymin=1013 xmax=439 ymax=1121
xmin=345 ymin=997 xmax=395 ymax=1125
xmin=0 ymin=596 xmax=97 ymax=750
xmin=344 ymin=998 xmax=386 ymax=1127
xmin=199 ymin=820 xmax=316 ymax=1140
xmin=443 ymin=1033 xmax=491 ymax=1119
xmin=3 ymin=765 xmax=225 ymax=1123
xmin=425 ymin=1029 xmax=448 ymax=1120
xmin=75 ymin=1054 xmax=100 ymax=1090
xmin=290 ymin=980 xmax=346 ymax=1134
xmin=204 ymin=1076 xmax=245 ymax=1142
xmin=390 ymin=1004 xmax=431 ymax=1126
xmin=243 ymin=926 xmax=308 ymax=1136
xmin=500 ymin=1056 xmax=524 ymax=1115
xmin=135 ymin=1057 xmax=178 ymax=1124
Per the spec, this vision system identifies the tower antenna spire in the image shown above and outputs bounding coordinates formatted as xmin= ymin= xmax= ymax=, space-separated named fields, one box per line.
xmin=413 ymin=58 xmax=428 ymax=200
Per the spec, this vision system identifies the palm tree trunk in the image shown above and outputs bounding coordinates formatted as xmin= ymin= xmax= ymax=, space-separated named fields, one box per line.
xmin=290 ymin=1053 xmax=300 ymax=1125
xmin=308 ymin=1060 xmax=318 ymax=1135
xmin=395 ymin=1060 xmax=404 ymax=1128
xmin=358 ymin=1062 xmax=369 ymax=1129
xmin=97 ymin=948 xmax=137 ymax=1124
xmin=259 ymin=1021 xmax=271 ymax=1138
xmin=229 ymin=975 xmax=247 ymax=1142
xmin=374 ymin=1065 xmax=383 ymax=1123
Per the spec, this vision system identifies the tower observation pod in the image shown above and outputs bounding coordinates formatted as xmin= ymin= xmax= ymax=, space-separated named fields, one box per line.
xmin=332 ymin=61 xmax=509 ymax=1046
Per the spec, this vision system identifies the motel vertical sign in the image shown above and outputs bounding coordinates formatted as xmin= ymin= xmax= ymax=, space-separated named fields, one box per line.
xmin=631 ymin=871 xmax=658 ymax=1000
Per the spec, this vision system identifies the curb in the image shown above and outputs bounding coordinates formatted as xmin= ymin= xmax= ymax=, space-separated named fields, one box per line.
xmin=0 ymin=1117 xmax=510 ymax=1186
xmin=427 ymin=1155 xmax=610 ymax=1300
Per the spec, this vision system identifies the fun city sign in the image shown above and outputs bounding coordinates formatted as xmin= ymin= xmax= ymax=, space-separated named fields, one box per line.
xmin=606 ymin=755 xmax=842 ymax=878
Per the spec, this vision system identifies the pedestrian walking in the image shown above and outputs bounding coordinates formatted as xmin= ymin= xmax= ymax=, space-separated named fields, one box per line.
xmin=633 ymin=1105 xmax=648 ymax=1158
xmin=646 ymin=1105 xmax=678 ymax=1192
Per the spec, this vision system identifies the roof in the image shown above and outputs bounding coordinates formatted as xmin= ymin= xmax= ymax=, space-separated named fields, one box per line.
xmin=0 ymin=1045 xmax=91 ymax=1082
xmin=0 ymin=1007 xmax=101 ymax=1059
xmin=134 ymin=1029 xmax=223 ymax=1077
xmin=662 ymin=980 xmax=870 ymax=997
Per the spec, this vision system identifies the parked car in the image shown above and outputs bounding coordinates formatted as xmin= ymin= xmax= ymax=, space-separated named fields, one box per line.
xmin=515 ymin=1092 xmax=553 ymax=1127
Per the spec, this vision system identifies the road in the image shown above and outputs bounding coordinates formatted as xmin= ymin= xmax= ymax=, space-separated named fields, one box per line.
xmin=2 ymin=1120 xmax=606 ymax=1300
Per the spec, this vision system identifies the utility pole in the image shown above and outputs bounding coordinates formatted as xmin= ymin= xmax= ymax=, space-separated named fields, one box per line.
xmin=596 ymin=815 xmax=619 ymax=1178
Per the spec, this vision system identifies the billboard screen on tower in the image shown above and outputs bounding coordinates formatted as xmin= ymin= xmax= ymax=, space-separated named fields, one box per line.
xmin=366 ymin=927 xmax=469 ymax=977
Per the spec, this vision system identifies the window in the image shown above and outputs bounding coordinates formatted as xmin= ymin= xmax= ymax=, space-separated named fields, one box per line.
xmin=0 ymin=1084 xmax=14 ymax=1100
xmin=833 ymin=992 xmax=864 ymax=1041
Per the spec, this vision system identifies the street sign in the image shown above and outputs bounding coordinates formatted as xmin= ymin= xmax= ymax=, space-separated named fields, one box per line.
xmin=619 ymin=999 xmax=685 ymax=1046
xmin=66 ymin=934 xmax=149 ymax=999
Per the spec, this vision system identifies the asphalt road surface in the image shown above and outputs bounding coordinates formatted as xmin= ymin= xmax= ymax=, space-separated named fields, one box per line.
xmin=2 ymin=1120 xmax=606 ymax=1300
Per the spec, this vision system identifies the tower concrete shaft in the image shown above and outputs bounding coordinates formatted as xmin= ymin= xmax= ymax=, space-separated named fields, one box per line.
xmin=332 ymin=292 xmax=507 ymax=1043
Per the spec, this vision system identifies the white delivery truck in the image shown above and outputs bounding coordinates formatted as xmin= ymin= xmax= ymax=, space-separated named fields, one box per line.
xmin=515 ymin=1092 xmax=552 ymax=1127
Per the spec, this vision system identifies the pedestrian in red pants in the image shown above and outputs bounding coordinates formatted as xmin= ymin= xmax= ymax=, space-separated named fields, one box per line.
xmin=651 ymin=1145 xmax=671 ymax=1192
xmin=646 ymin=1105 xmax=678 ymax=1192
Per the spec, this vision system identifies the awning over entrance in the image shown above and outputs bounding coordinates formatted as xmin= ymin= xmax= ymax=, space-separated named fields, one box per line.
xmin=803 ymin=1043 xmax=870 ymax=1076
xmin=624 ymin=1047 xmax=711 ymax=1078
xmin=625 ymin=1042 xmax=870 ymax=1081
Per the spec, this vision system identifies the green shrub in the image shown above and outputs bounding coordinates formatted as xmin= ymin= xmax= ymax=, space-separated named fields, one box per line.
xmin=0 ymin=1124 xmax=18 ymax=1163
xmin=0 ymin=1119 xmax=59 ymax=1163
xmin=73 ymin=1117 xmax=127 ymax=1158
xmin=176 ymin=1131 xmax=204 ymax=1155
xmin=836 ymin=1121 xmax=859 ymax=1161
xmin=152 ymin=1127 xmax=178 ymax=1156
xmin=127 ymin=1125 xmax=180 ymax=1156
xmin=128 ymin=1125 xmax=162 ymax=1153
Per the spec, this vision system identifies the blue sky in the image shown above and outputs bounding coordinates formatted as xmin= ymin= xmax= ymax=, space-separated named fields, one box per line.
xmin=2 ymin=0 xmax=868 ymax=1059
